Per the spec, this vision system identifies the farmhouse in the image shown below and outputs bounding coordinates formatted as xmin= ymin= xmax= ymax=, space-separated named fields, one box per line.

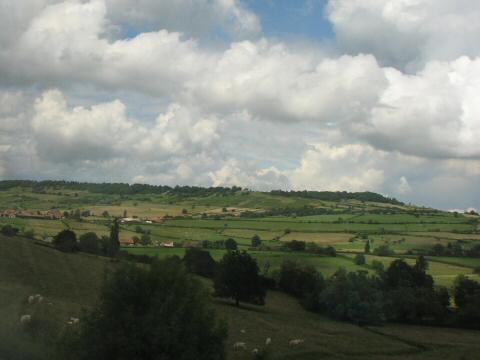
xmin=161 ymin=241 xmax=174 ymax=248
xmin=120 ymin=238 xmax=135 ymax=246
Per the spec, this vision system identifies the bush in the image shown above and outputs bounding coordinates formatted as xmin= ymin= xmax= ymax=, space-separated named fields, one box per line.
xmin=371 ymin=260 xmax=384 ymax=273
xmin=53 ymin=230 xmax=77 ymax=252
xmin=373 ymin=245 xmax=394 ymax=256
xmin=319 ymin=269 xmax=385 ymax=325
xmin=278 ymin=261 xmax=324 ymax=311
xmin=214 ymin=251 xmax=265 ymax=307
xmin=57 ymin=258 xmax=227 ymax=360
xmin=285 ymin=240 xmax=306 ymax=251
xmin=251 ymin=234 xmax=261 ymax=247
xmin=1 ymin=224 xmax=19 ymax=237
xmin=183 ymin=248 xmax=216 ymax=278
xmin=224 ymin=238 xmax=237 ymax=250
xmin=354 ymin=254 xmax=366 ymax=265
xmin=79 ymin=232 xmax=100 ymax=254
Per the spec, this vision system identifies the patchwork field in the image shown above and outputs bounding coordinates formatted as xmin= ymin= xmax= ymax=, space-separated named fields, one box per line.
xmin=1 ymin=235 xmax=480 ymax=360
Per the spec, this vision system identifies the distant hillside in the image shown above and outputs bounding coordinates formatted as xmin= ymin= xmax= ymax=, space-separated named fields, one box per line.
xmin=0 ymin=180 xmax=403 ymax=205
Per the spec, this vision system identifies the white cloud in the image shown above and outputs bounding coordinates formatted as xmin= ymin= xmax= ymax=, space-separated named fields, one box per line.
xmin=327 ymin=0 xmax=480 ymax=69
xmin=29 ymin=90 xmax=219 ymax=164
xmin=397 ymin=176 xmax=412 ymax=194
xmin=289 ymin=143 xmax=386 ymax=192
xmin=209 ymin=159 xmax=290 ymax=190
xmin=105 ymin=0 xmax=261 ymax=40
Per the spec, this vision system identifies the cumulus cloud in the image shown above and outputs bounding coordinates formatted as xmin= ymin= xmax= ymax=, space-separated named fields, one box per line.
xmin=29 ymin=90 xmax=219 ymax=164
xmin=105 ymin=0 xmax=261 ymax=40
xmin=289 ymin=143 xmax=386 ymax=192
xmin=397 ymin=176 xmax=412 ymax=194
xmin=327 ymin=0 xmax=480 ymax=69
xmin=1 ymin=0 xmax=480 ymax=210
xmin=209 ymin=159 xmax=290 ymax=190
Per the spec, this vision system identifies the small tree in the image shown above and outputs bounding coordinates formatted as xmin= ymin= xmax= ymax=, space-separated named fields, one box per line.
xmin=58 ymin=258 xmax=227 ymax=360
xmin=183 ymin=248 xmax=216 ymax=278
xmin=214 ymin=251 xmax=266 ymax=307
xmin=140 ymin=233 xmax=151 ymax=246
xmin=251 ymin=234 xmax=261 ymax=247
xmin=53 ymin=229 xmax=77 ymax=252
xmin=364 ymin=240 xmax=371 ymax=254
xmin=1 ymin=224 xmax=19 ymax=237
xmin=106 ymin=218 xmax=120 ymax=257
xmin=224 ymin=238 xmax=237 ymax=250
xmin=79 ymin=232 xmax=100 ymax=254
xmin=354 ymin=253 xmax=366 ymax=265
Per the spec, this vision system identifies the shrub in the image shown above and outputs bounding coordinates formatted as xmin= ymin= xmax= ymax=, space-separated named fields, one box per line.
xmin=1 ymin=224 xmax=19 ymax=237
xmin=214 ymin=251 xmax=265 ymax=307
xmin=183 ymin=248 xmax=216 ymax=278
xmin=79 ymin=232 xmax=100 ymax=254
xmin=57 ymin=258 xmax=227 ymax=360
xmin=373 ymin=245 xmax=394 ymax=256
xmin=53 ymin=230 xmax=78 ymax=252
xmin=354 ymin=254 xmax=366 ymax=265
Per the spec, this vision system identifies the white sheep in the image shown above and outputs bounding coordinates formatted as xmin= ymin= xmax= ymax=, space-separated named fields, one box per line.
xmin=20 ymin=315 xmax=31 ymax=323
xmin=240 ymin=329 xmax=246 ymax=334
xmin=252 ymin=348 xmax=259 ymax=355
xmin=289 ymin=339 xmax=304 ymax=347
xmin=70 ymin=317 xmax=79 ymax=324
xmin=28 ymin=295 xmax=35 ymax=304
xmin=265 ymin=337 xmax=272 ymax=346
xmin=233 ymin=342 xmax=246 ymax=351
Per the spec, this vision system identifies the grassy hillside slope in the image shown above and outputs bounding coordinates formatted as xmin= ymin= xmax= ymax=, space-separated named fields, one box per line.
xmin=1 ymin=235 xmax=479 ymax=360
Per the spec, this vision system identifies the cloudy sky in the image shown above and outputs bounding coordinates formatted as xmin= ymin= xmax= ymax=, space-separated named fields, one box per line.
xmin=0 ymin=0 xmax=479 ymax=211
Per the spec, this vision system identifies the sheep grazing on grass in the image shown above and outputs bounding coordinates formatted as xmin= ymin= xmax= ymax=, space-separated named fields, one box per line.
xmin=252 ymin=348 xmax=258 ymax=355
xmin=20 ymin=315 xmax=31 ymax=323
xmin=240 ymin=329 xmax=246 ymax=334
xmin=233 ymin=342 xmax=246 ymax=351
xmin=265 ymin=337 xmax=271 ymax=346
xmin=27 ymin=294 xmax=44 ymax=304
xmin=68 ymin=317 xmax=79 ymax=325
xmin=289 ymin=339 xmax=304 ymax=347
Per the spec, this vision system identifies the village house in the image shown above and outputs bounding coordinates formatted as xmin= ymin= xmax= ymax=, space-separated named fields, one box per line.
xmin=120 ymin=238 xmax=135 ymax=246
xmin=161 ymin=241 xmax=174 ymax=248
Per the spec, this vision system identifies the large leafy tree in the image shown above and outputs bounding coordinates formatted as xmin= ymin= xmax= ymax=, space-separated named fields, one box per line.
xmin=78 ymin=232 xmax=100 ymax=254
xmin=214 ymin=251 xmax=266 ymax=307
xmin=53 ymin=229 xmax=77 ymax=252
xmin=58 ymin=258 xmax=227 ymax=360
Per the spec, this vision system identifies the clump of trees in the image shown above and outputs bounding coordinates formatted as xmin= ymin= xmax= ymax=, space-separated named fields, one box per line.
xmin=214 ymin=251 xmax=265 ymax=307
xmin=183 ymin=248 xmax=216 ymax=278
xmin=58 ymin=258 xmax=227 ymax=360
xmin=1 ymin=224 xmax=19 ymax=237
xmin=275 ymin=256 xmax=457 ymax=327
xmin=53 ymin=230 xmax=78 ymax=252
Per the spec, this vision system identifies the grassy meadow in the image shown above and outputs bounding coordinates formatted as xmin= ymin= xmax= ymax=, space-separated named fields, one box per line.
xmin=1 ymin=184 xmax=480 ymax=358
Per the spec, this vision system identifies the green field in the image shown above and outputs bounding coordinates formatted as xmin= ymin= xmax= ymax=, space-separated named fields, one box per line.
xmin=2 ymin=235 xmax=480 ymax=360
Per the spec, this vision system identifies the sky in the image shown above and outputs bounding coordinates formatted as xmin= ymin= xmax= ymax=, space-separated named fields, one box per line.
xmin=0 ymin=0 xmax=479 ymax=211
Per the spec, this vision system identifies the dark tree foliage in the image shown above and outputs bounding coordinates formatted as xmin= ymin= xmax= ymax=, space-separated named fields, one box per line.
xmin=78 ymin=232 xmax=100 ymax=254
xmin=381 ymin=258 xmax=448 ymax=323
xmin=57 ymin=258 xmax=227 ymax=360
xmin=285 ymin=240 xmax=306 ymax=251
xmin=278 ymin=261 xmax=325 ymax=311
xmin=0 ymin=180 xmax=241 ymax=198
xmin=106 ymin=218 xmax=120 ymax=257
xmin=453 ymin=276 xmax=480 ymax=328
xmin=364 ymin=240 xmax=371 ymax=254
xmin=224 ymin=238 xmax=237 ymax=251
xmin=251 ymin=234 xmax=261 ymax=247
xmin=269 ymin=189 xmax=403 ymax=205
xmin=53 ymin=229 xmax=77 ymax=252
xmin=354 ymin=254 xmax=366 ymax=265
xmin=183 ymin=248 xmax=216 ymax=278
xmin=373 ymin=245 xmax=394 ymax=256
xmin=320 ymin=269 xmax=385 ymax=325
xmin=1 ymin=224 xmax=19 ymax=237
xmin=214 ymin=251 xmax=266 ymax=307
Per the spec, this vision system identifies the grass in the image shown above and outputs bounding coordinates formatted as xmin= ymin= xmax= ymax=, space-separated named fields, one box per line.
xmin=1 ymin=235 xmax=480 ymax=359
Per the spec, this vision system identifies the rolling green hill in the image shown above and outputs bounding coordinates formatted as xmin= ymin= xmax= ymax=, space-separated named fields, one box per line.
xmin=1 ymin=235 xmax=480 ymax=360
